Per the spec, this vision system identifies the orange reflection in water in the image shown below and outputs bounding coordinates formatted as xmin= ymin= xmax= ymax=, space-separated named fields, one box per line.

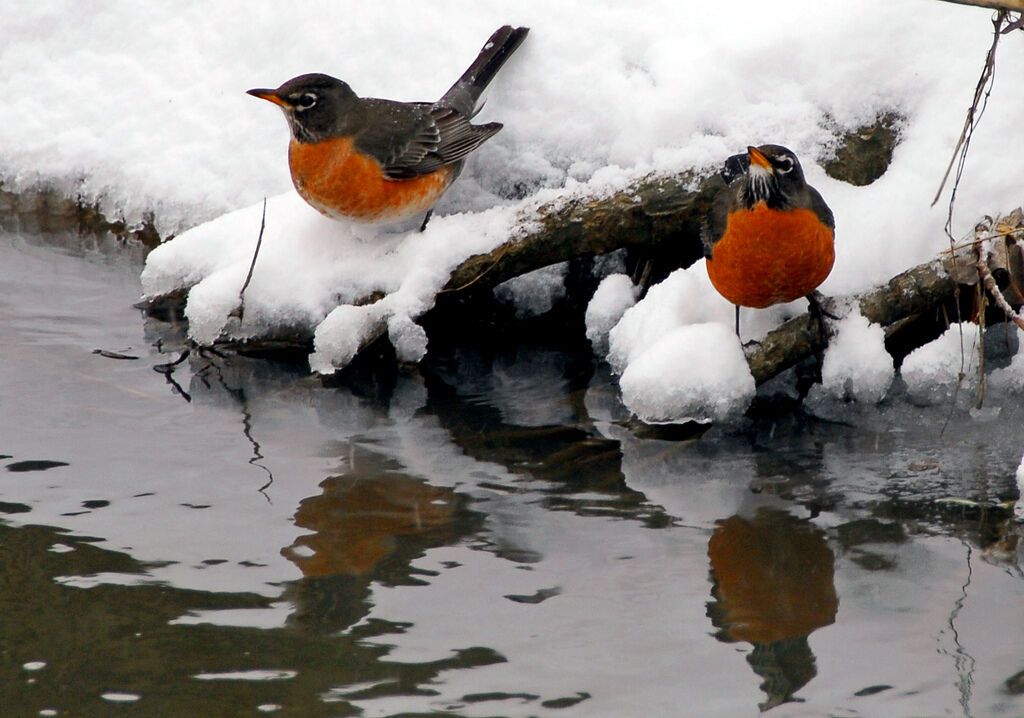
xmin=708 ymin=509 xmax=838 ymax=644
xmin=707 ymin=509 xmax=839 ymax=710
xmin=283 ymin=473 xmax=461 ymax=578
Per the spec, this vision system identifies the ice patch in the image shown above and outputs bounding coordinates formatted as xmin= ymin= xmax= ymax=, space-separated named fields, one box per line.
xmin=619 ymin=322 xmax=755 ymax=424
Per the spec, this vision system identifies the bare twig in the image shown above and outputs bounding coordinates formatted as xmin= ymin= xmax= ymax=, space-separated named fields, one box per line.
xmin=941 ymin=226 xmax=1024 ymax=254
xmin=931 ymin=11 xmax=1008 ymax=210
xmin=231 ymin=197 xmax=268 ymax=322
xmin=153 ymin=348 xmax=191 ymax=374
xmin=930 ymin=11 xmax=1016 ymax=419
xmin=975 ymin=270 xmax=987 ymax=409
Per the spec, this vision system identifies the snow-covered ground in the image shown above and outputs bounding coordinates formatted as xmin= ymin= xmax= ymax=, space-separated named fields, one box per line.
xmin=5 ymin=0 xmax=1024 ymax=421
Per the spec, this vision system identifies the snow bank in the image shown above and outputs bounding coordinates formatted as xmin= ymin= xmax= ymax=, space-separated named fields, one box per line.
xmin=8 ymin=1 xmax=1024 ymax=414
xmin=7 ymin=1 xmax=1022 ymax=255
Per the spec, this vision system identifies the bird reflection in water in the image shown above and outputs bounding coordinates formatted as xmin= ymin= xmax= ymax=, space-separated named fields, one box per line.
xmin=707 ymin=508 xmax=838 ymax=711
xmin=283 ymin=454 xmax=470 ymax=579
xmin=278 ymin=448 xmax=484 ymax=635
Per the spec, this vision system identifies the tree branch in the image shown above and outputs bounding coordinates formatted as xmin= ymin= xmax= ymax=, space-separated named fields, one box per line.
xmin=443 ymin=172 xmax=719 ymax=293
xmin=933 ymin=0 xmax=1024 ymax=12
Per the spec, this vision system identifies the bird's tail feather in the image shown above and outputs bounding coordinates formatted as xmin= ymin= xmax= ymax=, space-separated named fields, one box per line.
xmin=439 ymin=25 xmax=528 ymax=117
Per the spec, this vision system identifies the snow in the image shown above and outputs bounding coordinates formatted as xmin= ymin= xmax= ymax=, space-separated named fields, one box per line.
xmin=6 ymin=0 xmax=1024 ymax=418
xmin=618 ymin=323 xmax=755 ymax=424
xmin=811 ymin=309 xmax=894 ymax=404
xmin=1017 ymin=451 xmax=1024 ymax=522
xmin=606 ymin=262 xmax=797 ymax=375
xmin=900 ymin=323 xmax=981 ymax=406
xmin=585 ymin=273 xmax=639 ymax=353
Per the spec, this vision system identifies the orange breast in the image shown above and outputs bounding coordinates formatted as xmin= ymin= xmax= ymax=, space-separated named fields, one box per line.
xmin=288 ymin=137 xmax=455 ymax=223
xmin=706 ymin=204 xmax=835 ymax=308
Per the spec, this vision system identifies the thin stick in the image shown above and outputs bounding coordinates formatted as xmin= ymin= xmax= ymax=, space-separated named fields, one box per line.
xmin=940 ymin=227 xmax=1024 ymax=254
xmin=931 ymin=11 xmax=1007 ymax=208
xmin=975 ymin=272 xmax=987 ymax=409
xmin=238 ymin=197 xmax=267 ymax=311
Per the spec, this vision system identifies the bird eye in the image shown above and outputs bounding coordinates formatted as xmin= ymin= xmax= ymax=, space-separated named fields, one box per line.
xmin=775 ymin=156 xmax=794 ymax=173
xmin=294 ymin=92 xmax=318 ymax=110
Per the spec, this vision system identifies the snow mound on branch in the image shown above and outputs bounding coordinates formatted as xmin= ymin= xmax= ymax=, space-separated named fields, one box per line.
xmin=619 ymin=323 xmax=755 ymax=424
xmin=812 ymin=310 xmax=894 ymax=404
xmin=141 ymin=193 xmax=526 ymax=370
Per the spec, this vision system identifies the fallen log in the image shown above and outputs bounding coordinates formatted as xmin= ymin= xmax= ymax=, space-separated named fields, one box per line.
xmin=139 ymin=170 xmax=720 ymax=356
xmin=747 ymin=258 xmax=956 ymax=385
xmin=137 ymin=170 xmax=1022 ymax=394
xmin=443 ymin=171 xmax=718 ymax=293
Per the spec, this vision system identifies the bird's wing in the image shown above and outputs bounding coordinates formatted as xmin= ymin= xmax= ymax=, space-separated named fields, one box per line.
xmin=355 ymin=100 xmax=500 ymax=180
xmin=807 ymin=186 xmax=835 ymax=230
xmin=701 ymin=183 xmax=738 ymax=259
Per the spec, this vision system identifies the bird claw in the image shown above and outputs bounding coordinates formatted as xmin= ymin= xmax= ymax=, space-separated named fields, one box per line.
xmin=806 ymin=291 xmax=840 ymax=322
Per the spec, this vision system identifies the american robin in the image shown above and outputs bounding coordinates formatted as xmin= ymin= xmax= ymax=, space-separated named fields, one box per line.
xmin=248 ymin=25 xmax=529 ymax=231
xmin=703 ymin=145 xmax=835 ymax=335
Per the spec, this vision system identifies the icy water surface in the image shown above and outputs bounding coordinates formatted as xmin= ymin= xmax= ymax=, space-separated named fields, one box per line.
xmin=2 ymin=231 xmax=1024 ymax=717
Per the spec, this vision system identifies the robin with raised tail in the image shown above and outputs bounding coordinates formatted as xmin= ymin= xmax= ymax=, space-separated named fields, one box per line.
xmin=703 ymin=145 xmax=835 ymax=335
xmin=248 ymin=25 xmax=529 ymax=231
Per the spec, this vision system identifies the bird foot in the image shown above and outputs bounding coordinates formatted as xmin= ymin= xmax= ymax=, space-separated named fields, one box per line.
xmin=806 ymin=291 xmax=840 ymax=322
xmin=806 ymin=292 xmax=836 ymax=355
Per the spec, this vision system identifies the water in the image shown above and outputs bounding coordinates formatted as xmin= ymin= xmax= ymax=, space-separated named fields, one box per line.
xmin=2 ymin=231 xmax=1024 ymax=717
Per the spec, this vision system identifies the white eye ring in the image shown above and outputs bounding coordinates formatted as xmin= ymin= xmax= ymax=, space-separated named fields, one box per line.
xmin=294 ymin=92 xmax=318 ymax=111
xmin=775 ymin=156 xmax=794 ymax=173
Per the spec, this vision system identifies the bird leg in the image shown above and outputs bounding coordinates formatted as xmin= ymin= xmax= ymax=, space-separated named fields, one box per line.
xmin=735 ymin=305 xmax=763 ymax=350
xmin=806 ymin=290 xmax=838 ymax=353
xmin=419 ymin=209 xmax=434 ymax=232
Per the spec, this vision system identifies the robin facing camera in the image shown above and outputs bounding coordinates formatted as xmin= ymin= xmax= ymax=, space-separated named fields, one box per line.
xmin=703 ymin=145 xmax=835 ymax=335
